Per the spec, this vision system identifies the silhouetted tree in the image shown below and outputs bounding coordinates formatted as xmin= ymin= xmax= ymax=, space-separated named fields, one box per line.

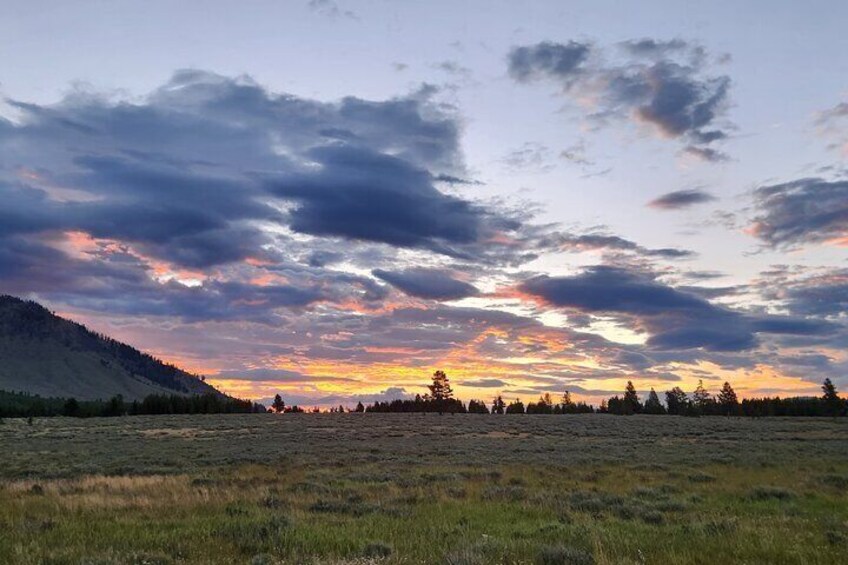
xmin=103 ymin=395 xmax=124 ymax=417
xmin=717 ymin=382 xmax=739 ymax=415
xmin=427 ymin=370 xmax=454 ymax=401
xmin=822 ymin=378 xmax=843 ymax=416
xmin=426 ymin=370 xmax=455 ymax=414
xmin=467 ymin=399 xmax=489 ymax=414
xmin=271 ymin=394 xmax=286 ymax=414
xmin=491 ymin=395 xmax=506 ymax=415
xmin=63 ymin=397 xmax=80 ymax=417
xmin=622 ymin=381 xmax=642 ymax=415
xmin=644 ymin=388 xmax=665 ymax=415
xmin=505 ymin=399 xmax=525 ymax=414
xmin=665 ymin=387 xmax=689 ymax=416
xmin=527 ymin=393 xmax=555 ymax=414
xmin=355 ymin=401 xmax=365 ymax=413
xmin=693 ymin=380 xmax=711 ymax=409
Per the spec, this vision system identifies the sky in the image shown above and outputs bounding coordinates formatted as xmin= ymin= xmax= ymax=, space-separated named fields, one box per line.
xmin=2 ymin=0 xmax=848 ymax=407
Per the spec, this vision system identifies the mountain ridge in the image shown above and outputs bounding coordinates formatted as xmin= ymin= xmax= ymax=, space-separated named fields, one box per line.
xmin=0 ymin=295 xmax=222 ymax=401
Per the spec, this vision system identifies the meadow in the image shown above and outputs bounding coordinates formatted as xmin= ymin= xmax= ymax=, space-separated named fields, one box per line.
xmin=1 ymin=413 xmax=846 ymax=564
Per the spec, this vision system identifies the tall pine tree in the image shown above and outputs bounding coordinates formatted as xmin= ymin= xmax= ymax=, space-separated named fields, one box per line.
xmin=717 ymin=382 xmax=739 ymax=415
xmin=623 ymin=381 xmax=642 ymax=415
xmin=644 ymin=388 xmax=665 ymax=414
xmin=822 ymin=378 xmax=842 ymax=416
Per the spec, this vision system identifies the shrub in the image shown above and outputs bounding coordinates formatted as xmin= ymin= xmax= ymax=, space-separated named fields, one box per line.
xmin=640 ymin=510 xmax=664 ymax=525
xmin=748 ymin=486 xmax=794 ymax=501
xmin=482 ymin=485 xmax=527 ymax=502
xmin=535 ymin=545 xmax=594 ymax=565
xmin=260 ymin=495 xmax=285 ymax=509
xmin=820 ymin=474 xmax=848 ymax=491
xmin=219 ymin=514 xmax=291 ymax=554
xmin=825 ymin=530 xmax=846 ymax=546
xmin=308 ymin=499 xmax=374 ymax=516
xmin=362 ymin=542 xmax=392 ymax=558
xmin=444 ymin=546 xmax=487 ymax=565
xmin=688 ymin=472 xmax=716 ymax=483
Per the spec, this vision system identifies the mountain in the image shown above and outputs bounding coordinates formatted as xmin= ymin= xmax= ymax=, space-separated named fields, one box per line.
xmin=0 ymin=295 xmax=221 ymax=401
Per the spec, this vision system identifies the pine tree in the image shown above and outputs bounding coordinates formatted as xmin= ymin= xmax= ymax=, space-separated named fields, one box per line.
xmin=822 ymin=378 xmax=842 ymax=416
xmin=467 ymin=399 xmax=489 ymax=414
xmin=505 ymin=399 xmax=525 ymax=414
xmin=623 ymin=381 xmax=642 ymax=415
xmin=427 ymin=370 xmax=454 ymax=401
xmin=63 ymin=397 xmax=80 ymax=417
xmin=693 ymin=380 xmax=711 ymax=411
xmin=644 ymin=388 xmax=665 ymax=414
xmin=665 ymin=387 xmax=689 ymax=415
xmin=271 ymin=394 xmax=285 ymax=414
xmin=491 ymin=395 xmax=506 ymax=414
xmin=355 ymin=401 xmax=365 ymax=413
xmin=717 ymin=382 xmax=739 ymax=415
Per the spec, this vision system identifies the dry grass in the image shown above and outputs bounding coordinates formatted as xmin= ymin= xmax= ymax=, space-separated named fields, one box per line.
xmin=1 ymin=413 xmax=846 ymax=563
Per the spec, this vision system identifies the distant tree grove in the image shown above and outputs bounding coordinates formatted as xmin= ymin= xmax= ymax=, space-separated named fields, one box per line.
xmin=360 ymin=374 xmax=845 ymax=417
xmin=601 ymin=378 xmax=846 ymax=417
xmin=2 ymin=372 xmax=845 ymax=419
xmin=0 ymin=390 xmax=266 ymax=419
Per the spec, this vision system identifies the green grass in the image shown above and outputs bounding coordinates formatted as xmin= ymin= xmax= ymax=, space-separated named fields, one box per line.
xmin=1 ymin=414 xmax=846 ymax=563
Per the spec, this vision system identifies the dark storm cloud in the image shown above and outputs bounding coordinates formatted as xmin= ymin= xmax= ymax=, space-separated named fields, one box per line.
xmin=520 ymin=266 xmax=831 ymax=352
xmin=750 ymin=177 xmax=848 ymax=248
xmin=0 ymin=69 xmax=547 ymax=317
xmin=265 ymin=145 xmax=508 ymax=256
xmin=372 ymin=268 xmax=479 ymax=300
xmin=648 ymin=189 xmax=716 ymax=210
xmin=0 ymin=70 xmax=509 ymax=270
xmin=507 ymin=39 xmax=731 ymax=160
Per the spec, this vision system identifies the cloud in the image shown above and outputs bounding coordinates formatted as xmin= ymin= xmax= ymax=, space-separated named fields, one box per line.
xmin=749 ymin=177 xmax=848 ymax=248
xmin=648 ymin=189 xmax=716 ymax=210
xmin=1 ymin=70 xmax=502 ymax=267
xmin=372 ymin=268 xmax=478 ymax=300
xmin=462 ymin=378 xmax=510 ymax=388
xmin=0 ymin=70 xmax=548 ymax=315
xmin=507 ymin=39 xmax=731 ymax=160
xmin=307 ymin=0 xmax=358 ymax=20
xmin=501 ymin=142 xmax=554 ymax=173
xmin=552 ymin=232 xmax=695 ymax=259
xmin=508 ymin=41 xmax=591 ymax=84
xmin=256 ymin=387 xmax=412 ymax=409
xmin=519 ymin=265 xmax=830 ymax=352
xmin=213 ymin=368 xmax=357 ymax=384
xmin=815 ymin=101 xmax=848 ymax=155
xmin=266 ymin=144 xmax=511 ymax=256
xmin=759 ymin=267 xmax=848 ymax=318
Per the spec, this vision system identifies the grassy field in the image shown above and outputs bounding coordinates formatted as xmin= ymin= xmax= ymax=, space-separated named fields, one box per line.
xmin=1 ymin=414 xmax=847 ymax=564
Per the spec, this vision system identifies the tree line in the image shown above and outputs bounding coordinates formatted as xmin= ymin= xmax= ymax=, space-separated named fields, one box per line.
xmin=269 ymin=372 xmax=846 ymax=417
xmin=0 ymin=390 xmax=266 ymax=419
xmin=600 ymin=378 xmax=846 ymax=417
